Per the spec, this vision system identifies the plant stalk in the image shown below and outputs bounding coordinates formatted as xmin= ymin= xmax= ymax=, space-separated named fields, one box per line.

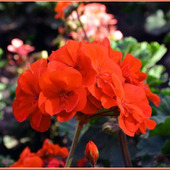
xmin=65 ymin=120 xmax=82 ymax=167
xmin=75 ymin=9 xmax=89 ymax=41
xmin=90 ymin=107 xmax=120 ymax=118
xmin=118 ymin=130 xmax=132 ymax=167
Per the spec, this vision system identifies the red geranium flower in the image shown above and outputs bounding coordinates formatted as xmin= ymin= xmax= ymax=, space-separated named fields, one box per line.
xmin=49 ymin=40 xmax=97 ymax=86
xmin=12 ymin=59 xmax=51 ymax=132
xmin=117 ymin=83 xmax=155 ymax=136
xmin=120 ymin=53 xmax=147 ymax=85
xmin=37 ymin=139 xmax=69 ymax=159
xmin=37 ymin=139 xmax=68 ymax=167
xmin=38 ymin=61 xmax=87 ymax=122
xmin=80 ymin=42 xmax=124 ymax=109
xmin=77 ymin=157 xmax=88 ymax=167
xmin=47 ymin=158 xmax=61 ymax=167
xmin=11 ymin=147 xmax=43 ymax=167
xmin=81 ymin=90 xmax=102 ymax=115
xmin=54 ymin=2 xmax=73 ymax=19
xmin=139 ymin=82 xmax=161 ymax=106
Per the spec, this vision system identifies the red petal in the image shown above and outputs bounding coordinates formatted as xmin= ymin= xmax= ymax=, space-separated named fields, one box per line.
xmin=56 ymin=111 xmax=76 ymax=122
xmin=146 ymin=119 xmax=157 ymax=130
xmin=65 ymin=92 xmax=79 ymax=112
xmin=118 ymin=114 xmax=135 ymax=137
xmin=30 ymin=111 xmax=51 ymax=132
xmin=100 ymin=95 xmax=117 ymax=109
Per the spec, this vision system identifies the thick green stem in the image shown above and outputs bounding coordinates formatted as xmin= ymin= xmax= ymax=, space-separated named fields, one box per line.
xmin=118 ymin=130 xmax=132 ymax=167
xmin=65 ymin=120 xmax=82 ymax=167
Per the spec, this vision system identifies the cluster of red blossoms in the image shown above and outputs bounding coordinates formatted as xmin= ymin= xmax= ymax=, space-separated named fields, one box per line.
xmin=13 ymin=37 xmax=160 ymax=137
xmin=11 ymin=139 xmax=69 ymax=167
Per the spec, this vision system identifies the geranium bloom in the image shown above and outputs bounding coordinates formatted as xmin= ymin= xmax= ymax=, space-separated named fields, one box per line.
xmin=54 ymin=2 xmax=73 ymax=19
xmin=117 ymin=83 xmax=155 ymax=137
xmin=85 ymin=141 xmax=99 ymax=167
xmin=47 ymin=158 xmax=60 ymax=167
xmin=12 ymin=59 xmax=51 ymax=132
xmin=7 ymin=38 xmax=35 ymax=56
xmin=12 ymin=37 xmax=160 ymax=137
xmin=80 ymin=42 xmax=124 ymax=109
xmin=81 ymin=91 xmax=102 ymax=115
xmin=120 ymin=53 xmax=147 ymax=85
xmin=68 ymin=3 xmax=123 ymax=41
xmin=49 ymin=40 xmax=97 ymax=86
xmin=77 ymin=157 xmax=88 ymax=167
xmin=37 ymin=139 xmax=69 ymax=167
xmin=38 ymin=60 xmax=87 ymax=122
xmin=139 ymin=82 xmax=161 ymax=106
xmin=11 ymin=147 xmax=43 ymax=167
xmin=11 ymin=139 xmax=68 ymax=167
xmin=37 ymin=139 xmax=69 ymax=159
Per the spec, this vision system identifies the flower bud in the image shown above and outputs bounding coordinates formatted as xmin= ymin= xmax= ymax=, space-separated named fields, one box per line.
xmin=85 ymin=140 xmax=99 ymax=167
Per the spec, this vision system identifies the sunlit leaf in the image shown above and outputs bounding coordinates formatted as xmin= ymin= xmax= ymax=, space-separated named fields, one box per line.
xmin=3 ymin=136 xmax=19 ymax=149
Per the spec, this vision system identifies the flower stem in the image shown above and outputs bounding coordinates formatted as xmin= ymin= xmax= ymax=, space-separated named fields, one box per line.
xmin=90 ymin=107 xmax=120 ymax=118
xmin=118 ymin=130 xmax=132 ymax=167
xmin=75 ymin=9 xmax=89 ymax=41
xmin=65 ymin=120 xmax=82 ymax=167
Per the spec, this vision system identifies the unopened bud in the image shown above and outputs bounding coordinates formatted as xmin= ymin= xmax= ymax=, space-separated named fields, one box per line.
xmin=85 ymin=140 xmax=99 ymax=167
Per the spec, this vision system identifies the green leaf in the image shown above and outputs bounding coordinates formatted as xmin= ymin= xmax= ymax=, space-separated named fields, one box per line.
xmin=0 ymin=83 xmax=6 ymax=91
xmin=145 ymin=10 xmax=166 ymax=33
xmin=3 ymin=136 xmax=19 ymax=149
xmin=151 ymin=115 xmax=169 ymax=125
xmin=161 ymin=88 xmax=170 ymax=96
xmin=136 ymin=136 xmax=166 ymax=157
xmin=110 ymin=37 xmax=137 ymax=57
xmin=147 ymin=65 xmax=165 ymax=79
xmin=155 ymin=95 xmax=170 ymax=116
xmin=162 ymin=140 xmax=170 ymax=154
xmin=144 ymin=42 xmax=167 ymax=70
xmin=150 ymin=118 xmax=170 ymax=136
xmin=110 ymin=37 xmax=167 ymax=74
xmin=0 ymin=48 xmax=3 ymax=59
xmin=0 ymin=102 xmax=6 ymax=110
xmin=0 ymin=60 xmax=8 ymax=68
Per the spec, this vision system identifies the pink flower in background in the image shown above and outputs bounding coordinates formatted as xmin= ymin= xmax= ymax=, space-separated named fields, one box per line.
xmin=7 ymin=38 xmax=35 ymax=56
xmin=69 ymin=3 xmax=123 ymax=41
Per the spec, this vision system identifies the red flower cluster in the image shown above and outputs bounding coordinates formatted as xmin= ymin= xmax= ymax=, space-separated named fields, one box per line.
xmin=77 ymin=157 xmax=88 ymax=167
xmin=11 ymin=139 xmax=69 ymax=167
xmin=54 ymin=2 xmax=73 ymax=19
xmin=13 ymin=37 xmax=160 ymax=136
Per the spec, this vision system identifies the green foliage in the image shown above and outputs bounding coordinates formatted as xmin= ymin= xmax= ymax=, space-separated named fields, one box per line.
xmin=145 ymin=9 xmax=170 ymax=35
xmin=162 ymin=140 xmax=170 ymax=154
xmin=111 ymin=37 xmax=168 ymax=87
xmin=150 ymin=118 xmax=170 ymax=137
xmin=136 ymin=136 xmax=167 ymax=157
xmin=145 ymin=10 xmax=166 ymax=34
xmin=0 ymin=48 xmax=8 ymax=68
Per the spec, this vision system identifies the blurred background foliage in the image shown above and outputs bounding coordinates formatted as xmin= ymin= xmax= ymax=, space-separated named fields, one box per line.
xmin=0 ymin=2 xmax=169 ymax=167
